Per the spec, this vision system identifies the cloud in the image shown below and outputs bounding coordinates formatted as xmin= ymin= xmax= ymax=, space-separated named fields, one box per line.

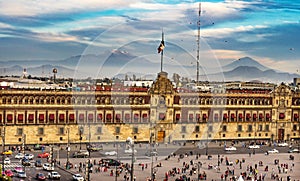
xmin=0 ymin=1 xmax=142 ymax=17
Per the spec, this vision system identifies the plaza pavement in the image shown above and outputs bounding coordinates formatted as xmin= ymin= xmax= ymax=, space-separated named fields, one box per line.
xmin=58 ymin=149 xmax=300 ymax=181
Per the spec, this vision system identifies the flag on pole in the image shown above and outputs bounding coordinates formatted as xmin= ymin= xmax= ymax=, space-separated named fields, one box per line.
xmin=157 ymin=40 xmax=165 ymax=53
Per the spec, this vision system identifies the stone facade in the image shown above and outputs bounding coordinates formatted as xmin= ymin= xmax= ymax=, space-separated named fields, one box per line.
xmin=0 ymin=72 xmax=300 ymax=146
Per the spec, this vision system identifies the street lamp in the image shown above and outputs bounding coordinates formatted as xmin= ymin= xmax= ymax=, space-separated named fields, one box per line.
xmin=126 ymin=137 xmax=134 ymax=181
xmin=79 ymin=126 xmax=83 ymax=150
xmin=115 ymin=136 xmax=119 ymax=181
xmin=1 ymin=125 xmax=6 ymax=173
xmin=66 ymin=128 xmax=70 ymax=169
xmin=197 ymin=161 xmax=202 ymax=181
xmin=205 ymin=124 xmax=209 ymax=156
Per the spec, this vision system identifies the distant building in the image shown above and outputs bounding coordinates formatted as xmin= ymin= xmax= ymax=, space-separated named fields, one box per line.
xmin=0 ymin=71 xmax=299 ymax=146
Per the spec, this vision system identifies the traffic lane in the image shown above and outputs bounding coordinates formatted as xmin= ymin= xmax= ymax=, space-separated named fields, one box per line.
xmin=10 ymin=166 xmax=71 ymax=181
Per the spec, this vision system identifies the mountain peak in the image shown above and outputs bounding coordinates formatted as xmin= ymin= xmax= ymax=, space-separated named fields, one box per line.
xmin=223 ymin=56 xmax=269 ymax=71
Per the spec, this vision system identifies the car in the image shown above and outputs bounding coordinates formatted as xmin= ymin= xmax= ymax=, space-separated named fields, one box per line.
xmin=35 ymin=159 xmax=43 ymax=167
xmin=24 ymin=153 xmax=34 ymax=160
xmin=105 ymin=151 xmax=117 ymax=156
xmin=248 ymin=145 xmax=260 ymax=149
xmin=13 ymin=166 xmax=23 ymax=173
xmin=268 ymin=149 xmax=279 ymax=154
xmin=48 ymin=171 xmax=61 ymax=180
xmin=2 ymin=150 xmax=13 ymax=155
xmin=124 ymin=148 xmax=137 ymax=154
xmin=100 ymin=159 xmax=121 ymax=167
xmin=145 ymin=150 xmax=158 ymax=156
xmin=72 ymin=150 xmax=89 ymax=158
xmin=22 ymin=158 xmax=31 ymax=166
xmin=36 ymin=173 xmax=46 ymax=180
xmin=4 ymin=170 xmax=14 ymax=177
xmin=278 ymin=142 xmax=289 ymax=147
xmin=225 ymin=146 xmax=237 ymax=151
xmin=288 ymin=148 xmax=300 ymax=153
xmin=87 ymin=144 xmax=103 ymax=152
xmin=14 ymin=153 xmax=25 ymax=159
xmin=43 ymin=163 xmax=55 ymax=171
xmin=4 ymin=157 xmax=10 ymax=164
xmin=33 ymin=144 xmax=46 ymax=150
xmin=17 ymin=171 xmax=27 ymax=178
xmin=38 ymin=152 xmax=50 ymax=158
xmin=72 ymin=173 xmax=84 ymax=181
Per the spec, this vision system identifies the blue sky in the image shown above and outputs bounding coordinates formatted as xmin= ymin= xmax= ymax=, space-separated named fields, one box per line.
xmin=0 ymin=0 xmax=299 ymax=74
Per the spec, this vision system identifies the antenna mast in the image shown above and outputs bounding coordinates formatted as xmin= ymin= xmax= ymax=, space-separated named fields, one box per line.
xmin=196 ymin=3 xmax=201 ymax=85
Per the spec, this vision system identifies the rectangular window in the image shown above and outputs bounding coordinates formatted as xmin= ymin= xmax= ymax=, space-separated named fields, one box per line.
xmin=133 ymin=127 xmax=138 ymax=134
xmin=293 ymin=124 xmax=297 ymax=131
xmin=97 ymin=127 xmax=102 ymax=134
xmin=38 ymin=127 xmax=44 ymax=135
xmin=279 ymin=113 xmax=285 ymax=119
xmin=237 ymin=125 xmax=243 ymax=132
xmin=59 ymin=127 xmax=64 ymax=135
xmin=208 ymin=125 xmax=213 ymax=132
xmin=258 ymin=125 xmax=263 ymax=132
xmin=181 ymin=126 xmax=186 ymax=133
xmin=222 ymin=125 xmax=227 ymax=132
xmin=195 ymin=126 xmax=200 ymax=133
xmin=265 ymin=125 xmax=269 ymax=131
xmin=17 ymin=128 xmax=23 ymax=136
xmin=115 ymin=127 xmax=120 ymax=134
xmin=247 ymin=125 xmax=253 ymax=132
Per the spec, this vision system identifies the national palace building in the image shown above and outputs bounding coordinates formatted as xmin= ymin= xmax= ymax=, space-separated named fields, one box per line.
xmin=1 ymin=71 xmax=300 ymax=146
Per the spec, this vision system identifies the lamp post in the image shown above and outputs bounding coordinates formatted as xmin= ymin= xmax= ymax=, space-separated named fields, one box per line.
xmin=1 ymin=125 xmax=5 ymax=173
xmin=126 ymin=137 xmax=134 ymax=181
xmin=79 ymin=126 xmax=83 ymax=150
xmin=205 ymin=125 xmax=209 ymax=156
xmin=66 ymin=128 xmax=70 ymax=169
xmin=218 ymin=154 xmax=220 ymax=166
xmin=197 ymin=161 xmax=202 ymax=181
xmin=115 ymin=136 xmax=119 ymax=181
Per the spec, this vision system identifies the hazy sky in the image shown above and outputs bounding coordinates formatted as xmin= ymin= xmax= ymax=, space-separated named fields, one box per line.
xmin=0 ymin=0 xmax=299 ymax=73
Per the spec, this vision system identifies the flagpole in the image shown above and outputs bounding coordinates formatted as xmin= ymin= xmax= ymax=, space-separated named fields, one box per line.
xmin=160 ymin=30 xmax=164 ymax=72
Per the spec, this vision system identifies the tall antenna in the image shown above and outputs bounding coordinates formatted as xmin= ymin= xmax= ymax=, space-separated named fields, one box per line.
xmin=196 ymin=3 xmax=201 ymax=85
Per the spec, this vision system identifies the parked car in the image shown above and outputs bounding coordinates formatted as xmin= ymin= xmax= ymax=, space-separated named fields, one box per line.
xmin=38 ymin=152 xmax=50 ymax=158
xmin=288 ymin=148 xmax=300 ymax=153
xmin=4 ymin=170 xmax=14 ymax=177
xmin=72 ymin=173 xmax=84 ymax=181
xmin=35 ymin=160 xmax=43 ymax=167
xmin=48 ymin=171 xmax=61 ymax=180
xmin=43 ymin=163 xmax=54 ymax=171
xmin=24 ymin=153 xmax=34 ymax=160
xmin=4 ymin=157 xmax=10 ymax=164
xmin=278 ymin=142 xmax=289 ymax=147
xmin=104 ymin=151 xmax=117 ymax=156
xmin=268 ymin=149 xmax=279 ymax=154
xmin=17 ymin=171 xmax=27 ymax=178
xmin=248 ymin=145 xmax=260 ymax=149
xmin=72 ymin=150 xmax=89 ymax=158
xmin=145 ymin=150 xmax=158 ymax=157
xmin=15 ymin=153 xmax=25 ymax=159
xmin=100 ymin=159 xmax=121 ymax=167
xmin=87 ymin=144 xmax=103 ymax=152
xmin=13 ymin=166 xmax=23 ymax=173
xmin=21 ymin=158 xmax=31 ymax=166
xmin=2 ymin=150 xmax=13 ymax=155
xmin=225 ymin=146 xmax=237 ymax=151
xmin=124 ymin=148 xmax=137 ymax=154
xmin=36 ymin=173 xmax=46 ymax=180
